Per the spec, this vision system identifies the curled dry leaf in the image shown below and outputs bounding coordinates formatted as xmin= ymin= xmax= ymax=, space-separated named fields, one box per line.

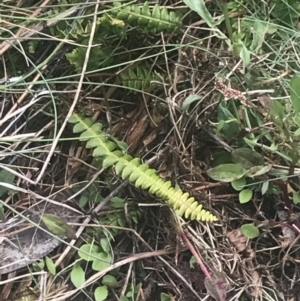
xmin=204 ymin=271 xmax=227 ymax=301
xmin=226 ymin=228 xmax=249 ymax=252
xmin=277 ymin=210 xmax=296 ymax=247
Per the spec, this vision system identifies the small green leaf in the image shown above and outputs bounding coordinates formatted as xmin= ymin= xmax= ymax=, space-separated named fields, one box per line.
xmin=111 ymin=197 xmax=125 ymax=208
xmin=181 ymin=94 xmax=203 ymax=115
xmin=160 ymin=292 xmax=171 ymax=301
xmin=120 ymin=296 xmax=129 ymax=301
xmin=241 ymin=224 xmax=259 ymax=238
xmin=0 ymin=203 xmax=5 ymax=221
xmin=0 ymin=169 xmax=15 ymax=196
xmin=79 ymin=195 xmax=89 ymax=207
xmin=292 ymin=192 xmax=300 ymax=204
xmin=240 ymin=43 xmax=250 ymax=68
xmin=87 ymin=137 xmax=104 ymax=148
xmin=271 ymin=100 xmax=284 ymax=121
xmin=261 ymin=181 xmax=269 ymax=195
xmin=100 ymin=237 xmax=110 ymax=253
xmin=108 ymin=135 xmax=128 ymax=150
xmin=68 ymin=114 xmax=81 ymax=123
xmin=117 ymin=216 xmax=126 ymax=227
xmin=231 ymin=148 xmax=264 ymax=169
xmin=231 ymin=177 xmax=246 ymax=191
xmin=33 ymin=259 xmax=45 ymax=271
xmin=92 ymin=252 xmax=112 ymax=271
xmin=71 ymin=264 xmax=85 ymax=288
xmin=290 ymin=75 xmax=300 ymax=113
xmin=102 ymin=275 xmax=117 ymax=286
xmin=189 ymin=256 xmax=197 ymax=268
xmin=73 ymin=122 xmax=86 ymax=133
xmin=217 ymin=102 xmax=240 ymax=138
xmin=247 ymin=165 xmax=272 ymax=177
xmin=102 ymin=156 xmax=119 ymax=168
xmin=294 ymin=128 xmax=300 ymax=136
xmin=95 ymin=286 xmax=108 ymax=301
xmin=207 ymin=164 xmax=247 ymax=182
xmin=183 ymin=0 xmax=222 ymax=27
xmin=249 ymin=21 xmax=268 ymax=52
xmin=239 ymin=189 xmax=253 ymax=203
xmin=115 ymin=161 xmax=126 ymax=175
xmin=78 ymin=244 xmax=100 ymax=261
xmin=45 ymin=256 xmax=56 ymax=275
xmin=93 ymin=145 xmax=109 ymax=156
xmin=91 ymin=123 xmax=103 ymax=133
xmin=41 ymin=213 xmax=77 ymax=239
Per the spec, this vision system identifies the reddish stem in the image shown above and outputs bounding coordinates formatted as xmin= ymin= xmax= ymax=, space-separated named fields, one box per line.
xmin=180 ymin=230 xmax=212 ymax=280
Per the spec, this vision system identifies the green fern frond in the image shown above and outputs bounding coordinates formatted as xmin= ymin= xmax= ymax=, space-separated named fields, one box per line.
xmin=121 ymin=66 xmax=162 ymax=91
xmin=110 ymin=1 xmax=182 ymax=33
xmin=68 ymin=114 xmax=217 ymax=222
xmin=66 ymin=47 xmax=114 ymax=72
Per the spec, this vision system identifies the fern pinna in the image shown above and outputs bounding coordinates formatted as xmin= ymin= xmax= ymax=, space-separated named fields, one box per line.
xmin=68 ymin=114 xmax=217 ymax=222
xmin=110 ymin=2 xmax=182 ymax=34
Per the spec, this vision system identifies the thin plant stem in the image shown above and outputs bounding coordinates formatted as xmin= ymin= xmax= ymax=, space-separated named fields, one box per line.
xmin=221 ymin=0 xmax=233 ymax=42
xmin=180 ymin=230 xmax=212 ymax=280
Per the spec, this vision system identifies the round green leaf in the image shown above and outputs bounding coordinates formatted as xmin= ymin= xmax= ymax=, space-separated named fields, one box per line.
xmin=231 ymin=177 xmax=246 ymax=191
xmin=241 ymin=224 xmax=259 ymax=239
xmin=239 ymin=189 xmax=253 ymax=204
xmin=102 ymin=275 xmax=117 ymax=287
xmin=232 ymin=148 xmax=264 ymax=169
xmin=94 ymin=285 xmax=108 ymax=301
xmin=78 ymin=244 xmax=100 ymax=261
xmin=207 ymin=164 xmax=247 ymax=182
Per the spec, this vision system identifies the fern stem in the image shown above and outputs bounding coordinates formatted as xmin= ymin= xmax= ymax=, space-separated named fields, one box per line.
xmin=68 ymin=114 xmax=217 ymax=222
